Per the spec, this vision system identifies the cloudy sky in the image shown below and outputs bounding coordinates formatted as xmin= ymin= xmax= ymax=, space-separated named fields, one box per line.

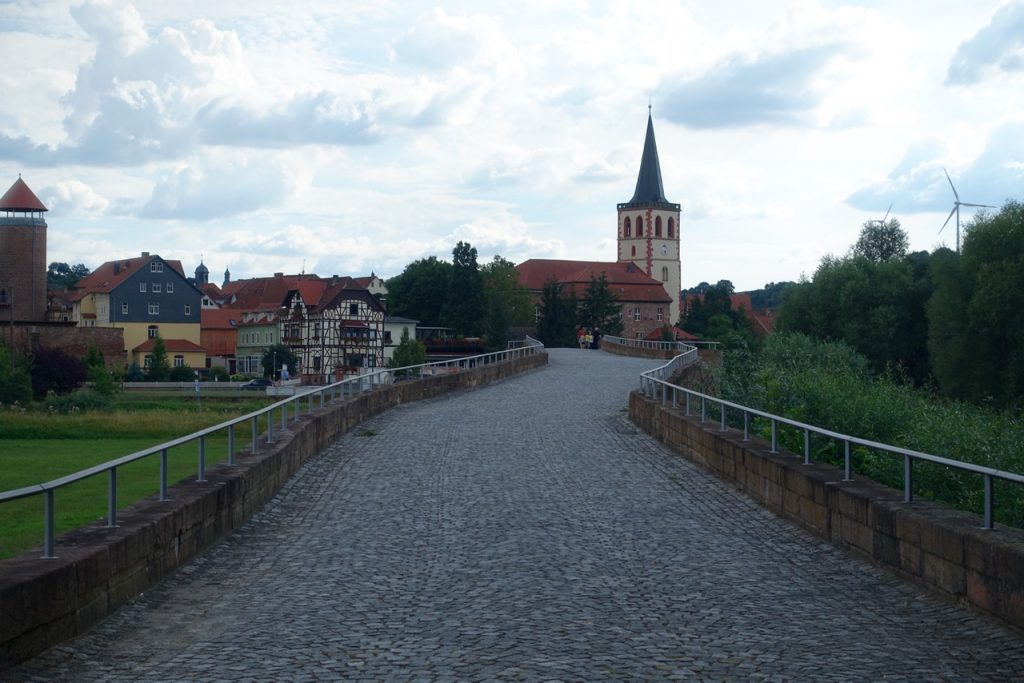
xmin=1 ymin=1 xmax=1021 ymax=291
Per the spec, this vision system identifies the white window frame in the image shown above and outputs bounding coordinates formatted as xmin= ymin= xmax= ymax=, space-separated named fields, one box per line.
xmin=148 ymin=303 xmax=159 ymax=315
xmin=151 ymin=261 xmax=163 ymax=273
xmin=633 ymin=307 xmax=641 ymax=321
xmin=153 ymin=282 xmax=162 ymax=293
xmin=140 ymin=282 xmax=147 ymax=292
xmin=121 ymin=302 xmax=128 ymax=314
xmin=184 ymin=304 xmax=192 ymax=315
xmin=657 ymin=308 xmax=664 ymax=322
xmin=167 ymin=282 xmax=174 ymax=293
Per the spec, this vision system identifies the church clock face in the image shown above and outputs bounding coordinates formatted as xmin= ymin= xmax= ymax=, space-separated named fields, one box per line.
xmin=660 ymin=245 xmax=668 ymax=257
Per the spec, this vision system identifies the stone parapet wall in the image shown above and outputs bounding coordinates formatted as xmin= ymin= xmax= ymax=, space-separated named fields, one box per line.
xmin=599 ymin=338 xmax=677 ymax=360
xmin=0 ymin=351 xmax=547 ymax=671
xmin=629 ymin=390 xmax=1024 ymax=632
xmin=11 ymin=324 xmax=126 ymax=370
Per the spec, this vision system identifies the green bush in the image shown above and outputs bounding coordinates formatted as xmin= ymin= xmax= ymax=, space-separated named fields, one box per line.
xmin=168 ymin=365 xmax=197 ymax=382
xmin=207 ymin=366 xmax=230 ymax=382
xmin=710 ymin=333 xmax=1024 ymax=527
xmin=44 ymin=388 xmax=111 ymax=414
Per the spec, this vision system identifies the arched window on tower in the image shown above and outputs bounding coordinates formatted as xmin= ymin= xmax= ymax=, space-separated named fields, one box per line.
xmin=668 ymin=217 xmax=675 ymax=238
xmin=623 ymin=216 xmax=631 ymax=237
xmin=655 ymin=216 xmax=662 ymax=237
xmin=636 ymin=216 xmax=644 ymax=236
xmin=631 ymin=245 xmax=636 ymax=257
xmin=661 ymin=266 xmax=669 ymax=282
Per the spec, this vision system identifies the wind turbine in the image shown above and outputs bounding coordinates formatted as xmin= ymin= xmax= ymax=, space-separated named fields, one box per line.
xmin=869 ymin=203 xmax=892 ymax=228
xmin=940 ymin=168 xmax=994 ymax=253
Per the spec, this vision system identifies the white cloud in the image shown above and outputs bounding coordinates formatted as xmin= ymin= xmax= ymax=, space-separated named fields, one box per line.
xmin=39 ymin=180 xmax=109 ymax=215
xmin=140 ymin=153 xmax=297 ymax=219
xmin=846 ymin=122 xmax=1024 ymax=213
xmin=947 ymin=1 xmax=1024 ymax=85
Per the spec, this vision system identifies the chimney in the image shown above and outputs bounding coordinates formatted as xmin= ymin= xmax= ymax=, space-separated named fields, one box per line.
xmin=141 ymin=252 xmax=150 ymax=257
xmin=274 ymin=272 xmax=284 ymax=278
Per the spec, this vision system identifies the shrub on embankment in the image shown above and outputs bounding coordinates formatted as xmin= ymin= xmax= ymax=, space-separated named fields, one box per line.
xmin=694 ymin=333 xmax=1024 ymax=527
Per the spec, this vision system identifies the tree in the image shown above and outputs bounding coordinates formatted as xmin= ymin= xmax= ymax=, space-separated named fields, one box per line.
xmin=388 ymin=327 xmax=426 ymax=374
xmin=441 ymin=241 xmax=486 ymax=336
xmin=928 ymin=201 xmax=1024 ymax=408
xmin=483 ymin=289 xmax=511 ymax=352
xmin=536 ymin=278 xmax=578 ymax=348
xmin=30 ymin=346 xmax=87 ymax=398
xmin=261 ymin=343 xmax=299 ymax=380
xmin=146 ymin=337 xmax=171 ymax=381
xmin=852 ymin=219 xmax=909 ymax=263
xmin=83 ymin=345 xmax=116 ymax=396
xmin=47 ymin=262 xmax=90 ymax=289
xmin=481 ymin=255 xmax=533 ymax=327
xmin=0 ymin=346 xmax=32 ymax=405
xmin=386 ymin=256 xmax=453 ymax=326
xmin=577 ymin=273 xmax=624 ymax=337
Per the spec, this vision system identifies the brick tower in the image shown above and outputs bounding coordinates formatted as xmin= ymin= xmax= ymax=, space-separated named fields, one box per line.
xmin=0 ymin=176 xmax=48 ymax=321
xmin=616 ymin=111 xmax=682 ymax=324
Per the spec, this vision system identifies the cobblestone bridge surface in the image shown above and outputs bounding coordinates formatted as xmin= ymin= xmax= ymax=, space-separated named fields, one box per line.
xmin=10 ymin=350 xmax=1024 ymax=681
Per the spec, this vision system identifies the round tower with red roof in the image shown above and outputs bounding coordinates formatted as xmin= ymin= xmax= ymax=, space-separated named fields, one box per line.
xmin=0 ymin=176 xmax=48 ymax=321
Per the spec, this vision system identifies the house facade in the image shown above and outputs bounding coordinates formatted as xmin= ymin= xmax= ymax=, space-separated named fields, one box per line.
xmin=71 ymin=253 xmax=204 ymax=368
xmin=281 ymin=282 xmax=386 ymax=384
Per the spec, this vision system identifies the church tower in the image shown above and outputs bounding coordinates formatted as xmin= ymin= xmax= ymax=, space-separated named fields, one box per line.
xmin=617 ymin=111 xmax=682 ymax=324
xmin=0 ymin=176 xmax=48 ymax=321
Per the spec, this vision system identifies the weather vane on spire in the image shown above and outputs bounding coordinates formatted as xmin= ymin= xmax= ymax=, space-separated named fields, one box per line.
xmin=648 ymin=98 xmax=651 ymax=114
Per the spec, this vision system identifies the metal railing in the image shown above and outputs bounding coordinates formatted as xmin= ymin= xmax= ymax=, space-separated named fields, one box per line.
xmin=602 ymin=335 xmax=720 ymax=352
xmin=638 ymin=351 xmax=1024 ymax=530
xmin=0 ymin=338 xmax=545 ymax=559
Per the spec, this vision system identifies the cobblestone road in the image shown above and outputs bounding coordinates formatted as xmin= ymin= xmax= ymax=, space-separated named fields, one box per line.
xmin=9 ymin=349 xmax=1024 ymax=681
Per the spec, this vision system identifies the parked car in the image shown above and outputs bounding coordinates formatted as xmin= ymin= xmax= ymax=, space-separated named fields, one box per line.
xmin=240 ymin=378 xmax=274 ymax=390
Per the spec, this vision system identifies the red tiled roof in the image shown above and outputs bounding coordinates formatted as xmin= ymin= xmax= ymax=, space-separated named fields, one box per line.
xmin=644 ymin=326 xmax=700 ymax=342
xmin=0 ymin=177 xmax=47 ymax=212
xmin=132 ymin=338 xmax=206 ymax=353
xmin=72 ymin=255 xmax=186 ymax=301
xmin=516 ymin=259 xmax=672 ymax=303
xmin=200 ymin=283 xmax=222 ymax=298
xmin=200 ymin=308 xmax=240 ymax=329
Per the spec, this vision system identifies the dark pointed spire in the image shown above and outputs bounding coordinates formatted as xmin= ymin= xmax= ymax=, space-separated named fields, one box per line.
xmin=620 ymin=111 xmax=678 ymax=210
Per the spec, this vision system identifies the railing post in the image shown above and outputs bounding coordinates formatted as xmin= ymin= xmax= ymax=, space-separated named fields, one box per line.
xmin=198 ymin=435 xmax=207 ymax=482
xmin=43 ymin=489 xmax=56 ymax=559
xmin=903 ymin=455 xmax=913 ymax=503
xmin=267 ymin=411 xmax=274 ymax=443
xmin=770 ymin=419 xmax=778 ymax=454
xmin=843 ymin=441 xmax=852 ymax=481
xmin=320 ymin=389 xmax=325 ymax=410
xmin=160 ymin=448 xmax=169 ymax=500
xmin=107 ymin=468 xmax=118 ymax=528
xmin=282 ymin=402 xmax=288 ymax=430
xmin=228 ymin=424 xmax=235 ymax=466
xmin=252 ymin=416 xmax=259 ymax=453
xmin=983 ymin=474 xmax=994 ymax=530
xmin=803 ymin=429 xmax=810 ymax=465
xmin=661 ymin=383 xmax=667 ymax=406
xmin=743 ymin=411 xmax=749 ymax=441
xmin=685 ymin=392 xmax=691 ymax=416
xmin=700 ymin=397 xmax=706 ymax=423
xmin=719 ymin=403 xmax=727 ymax=431
xmin=671 ymin=386 xmax=677 ymax=408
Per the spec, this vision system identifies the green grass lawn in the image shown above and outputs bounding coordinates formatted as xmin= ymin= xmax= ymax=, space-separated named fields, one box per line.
xmin=0 ymin=396 xmax=275 ymax=560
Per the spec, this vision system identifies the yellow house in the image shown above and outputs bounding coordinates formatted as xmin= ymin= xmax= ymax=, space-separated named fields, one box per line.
xmin=72 ymin=253 xmax=206 ymax=369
